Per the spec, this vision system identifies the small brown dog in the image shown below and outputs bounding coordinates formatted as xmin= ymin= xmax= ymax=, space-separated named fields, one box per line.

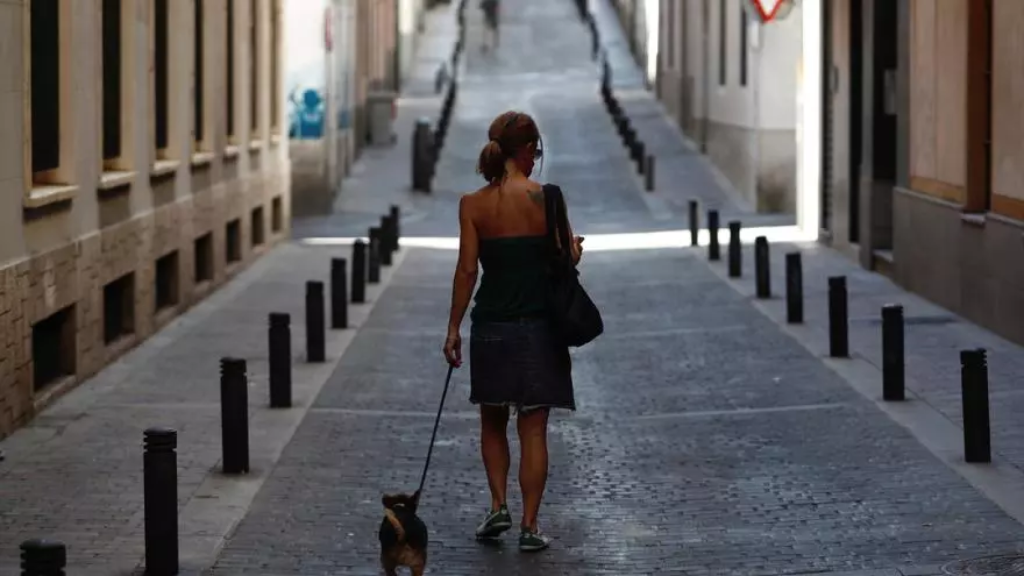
xmin=379 ymin=490 xmax=428 ymax=576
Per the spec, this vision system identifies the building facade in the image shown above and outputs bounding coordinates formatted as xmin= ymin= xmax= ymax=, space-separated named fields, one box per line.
xmin=631 ymin=0 xmax=802 ymax=213
xmin=821 ymin=0 xmax=1024 ymax=346
xmin=0 ymin=0 xmax=289 ymax=438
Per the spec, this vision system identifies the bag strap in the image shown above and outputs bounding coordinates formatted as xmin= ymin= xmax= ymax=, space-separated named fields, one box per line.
xmin=543 ymin=184 xmax=573 ymax=265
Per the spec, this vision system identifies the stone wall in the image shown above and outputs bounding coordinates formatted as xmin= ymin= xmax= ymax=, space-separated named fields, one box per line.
xmin=0 ymin=169 xmax=290 ymax=438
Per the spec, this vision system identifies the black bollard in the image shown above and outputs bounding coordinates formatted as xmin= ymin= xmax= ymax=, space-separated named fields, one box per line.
xmin=305 ymin=281 xmax=326 ymax=363
xmin=634 ymin=141 xmax=646 ymax=172
xmin=727 ymin=221 xmax=742 ymax=278
xmin=390 ymin=204 xmax=401 ymax=250
xmin=644 ymin=155 xmax=655 ymax=192
xmin=368 ymin=228 xmax=382 ymax=284
xmin=330 ymin=258 xmax=348 ymax=329
xmin=268 ymin=313 xmax=292 ymax=408
xmin=380 ymin=216 xmax=393 ymax=266
xmin=882 ymin=304 xmax=905 ymax=401
xmin=754 ymin=236 xmax=770 ymax=298
xmin=220 ymin=358 xmax=249 ymax=474
xmin=688 ymin=200 xmax=699 ymax=246
xmin=961 ymin=349 xmax=991 ymax=463
xmin=624 ymin=125 xmax=635 ymax=148
xmin=143 ymin=428 xmax=178 ymax=575
xmin=785 ymin=252 xmax=803 ymax=324
xmin=20 ymin=540 xmax=67 ymax=576
xmin=352 ymin=240 xmax=367 ymax=304
xmin=708 ymin=210 xmax=721 ymax=261
xmin=828 ymin=276 xmax=849 ymax=358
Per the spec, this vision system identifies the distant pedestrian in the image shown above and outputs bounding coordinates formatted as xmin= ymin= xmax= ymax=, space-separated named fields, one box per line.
xmin=480 ymin=0 xmax=500 ymax=52
xmin=444 ymin=111 xmax=584 ymax=552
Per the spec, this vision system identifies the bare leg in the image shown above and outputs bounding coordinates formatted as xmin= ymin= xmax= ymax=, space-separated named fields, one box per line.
xmin=480 ymin=405 xmax=510 ymax=511
xmin=516 ymin=408 xmax=550 ymax=530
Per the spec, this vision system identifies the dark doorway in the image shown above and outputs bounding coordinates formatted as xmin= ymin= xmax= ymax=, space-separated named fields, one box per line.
xmin=848 ymin=0 xmax=863 ymax=244
xmin=870 ymin=0 xmax=898 ymax=251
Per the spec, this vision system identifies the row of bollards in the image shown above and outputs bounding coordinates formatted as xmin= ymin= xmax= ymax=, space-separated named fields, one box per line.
xmin=598 ymin=51 xmax=656 ymax=193
xmin=19 ymin=209 xmax=404 ymax=574
xmin=693 ymin=200 xmax=992 ymax=465
xmin=413 ymin=8 xmax=466 ymax=194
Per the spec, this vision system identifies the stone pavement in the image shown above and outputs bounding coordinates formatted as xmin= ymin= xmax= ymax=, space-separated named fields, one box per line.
xmin=209 ymin=0 xmax=1024 ymax=575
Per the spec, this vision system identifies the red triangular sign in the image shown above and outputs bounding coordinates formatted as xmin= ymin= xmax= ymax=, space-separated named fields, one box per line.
xmin=752 ymin=0 xmax=785 ymax=22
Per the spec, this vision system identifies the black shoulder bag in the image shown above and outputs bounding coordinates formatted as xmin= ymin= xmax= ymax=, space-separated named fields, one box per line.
xmin=543 ymin=184 xmax=604 ymax=347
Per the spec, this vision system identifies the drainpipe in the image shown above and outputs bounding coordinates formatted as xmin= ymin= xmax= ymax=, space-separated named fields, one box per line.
xmin=701 ymin=0 xmax=710 ymax=153
xmin=751 ymin=17 xmax=762 ymax=211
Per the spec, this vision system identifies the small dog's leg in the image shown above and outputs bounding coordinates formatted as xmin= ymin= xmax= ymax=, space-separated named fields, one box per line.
xmin=410 ymin=556 xmax=427 ymax=576
xmin=380 ymin=554 xmax=398 ymax=576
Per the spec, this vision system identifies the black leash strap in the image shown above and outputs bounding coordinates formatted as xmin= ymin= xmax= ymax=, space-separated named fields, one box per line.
xmin=417 ymin=364 xmax=455 ymax=496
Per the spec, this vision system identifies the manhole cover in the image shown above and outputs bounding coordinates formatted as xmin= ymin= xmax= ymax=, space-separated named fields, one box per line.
xmin=943 ymin=554 xmax=1024 ymax=575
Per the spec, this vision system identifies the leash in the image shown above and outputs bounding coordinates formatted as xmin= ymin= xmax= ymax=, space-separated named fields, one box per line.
xmin=416 ymin=364 xmax=455 ymax=497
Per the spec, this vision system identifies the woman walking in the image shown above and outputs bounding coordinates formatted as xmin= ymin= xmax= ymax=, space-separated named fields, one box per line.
xmin=443 ymin=111 xmax=583 ymax=552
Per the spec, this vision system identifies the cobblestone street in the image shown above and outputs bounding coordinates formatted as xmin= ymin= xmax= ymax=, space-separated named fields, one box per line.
xmin=3 ymin=0 xmax=1024 ymax=575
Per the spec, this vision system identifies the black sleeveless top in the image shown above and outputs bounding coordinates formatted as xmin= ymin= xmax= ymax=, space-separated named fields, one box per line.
xmin=470 ymin=235 xmax=548 ymax=322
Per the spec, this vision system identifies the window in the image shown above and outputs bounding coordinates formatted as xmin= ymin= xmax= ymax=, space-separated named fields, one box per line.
xmin=194 ymin=0 xmax=205 ymax=147
xmin=103 ymin=273 xmax=136 ymax=344
xmin=194 ymin=233 xmax=214 ymax=283
xmin=250 ymin=0 xmax=259 ymax=134
xmin=270 ymin=0 xmax=280 ymax=133
xmin=32 ymin=305 xmax=76 ymax=391
xmin=30 ymin=0 xmax=61 ymax=176
xmin=271 ymin=196 xmax=283 ymax=232
xmin=227 ymin=0 xmax=236 ymax=141
xmin=718 ymin=0 xmax=728 ymax=86
xmin=102 ymin=0 xmax=122 ymax=162
xmin=155 ymin=251 xmax=180 ymax=311
xmin=226 ymin=219 xmax=242 ymax=263
xmin=740 ymin=7 xmax=748 ymax=87
xmin=251 ymin=206 xmax=265 ymax=246
xmin=154 ymin=0 xmax=170 ymax=155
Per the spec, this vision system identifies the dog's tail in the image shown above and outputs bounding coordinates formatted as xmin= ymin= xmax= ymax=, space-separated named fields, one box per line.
xmin=383 ymin=509 xmax=406 ymax=541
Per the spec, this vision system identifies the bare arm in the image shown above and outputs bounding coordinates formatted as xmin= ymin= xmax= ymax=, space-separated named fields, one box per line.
xmin=447 ymin=196 xmax=480 ymax=335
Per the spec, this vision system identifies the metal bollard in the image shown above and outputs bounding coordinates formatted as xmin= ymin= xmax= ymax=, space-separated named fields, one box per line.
xmin=368 ymin=228 xmax=382 ymax=284
xmin=727 ymin=221 xmax=742 ymax=278
xmin=785 ymin=252 xmax=803 ymax=324
xmin=143 ymin=428 xmax=178 ymax=575
xmin=644 ymin=155 xmax=655 ymax=191
xmin=390 ymin=205 xmax=401 ymax=250
xmin=624 ymin=125 xmax=635 ymax=148
xmin=331 ymin=258 xmax=348 ymax=329
xmin=961 ymin=348 xmax=991 ymax=463
xmin=380 ymin=216 xmax=394 ymax=266
xmin=708 ymin=210 xmax=721 ymax=261
xmin=220 ymin=358 xmax=249 ymax=474
xmin=20 ymin=539 xmax=67 ymax=576
xmin=828 ymin=276 xmax=849 ymax=358
xmin=352 ymin=240 xmax=367 ymax=304
xmin=305 ymin=281 xmax=326 ymax=363
xmin=268 ymin=313 xmax=292 ymax=408
xmin=754 ymin=236 xmax=770 ymax=298
xmin=688 ymin=200 xmax=699 ymax=246
xmin=634 ymin=141 xmax=646 ymax=172
xmin=882 ymin=305 xmax=905 ymax=401
xmin=412 ymin=118 xmax=434 ymax=192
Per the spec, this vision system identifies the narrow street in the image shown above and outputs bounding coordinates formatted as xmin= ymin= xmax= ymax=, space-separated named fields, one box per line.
xmin=211 ymin=0 xmax=1024 ymax=574
xmin=2 ymin=1 xmax=1023 ymax=575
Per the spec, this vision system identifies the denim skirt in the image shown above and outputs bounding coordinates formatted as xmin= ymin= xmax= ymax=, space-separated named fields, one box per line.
xmin=469 ymin=318 xmax=576 ymax=413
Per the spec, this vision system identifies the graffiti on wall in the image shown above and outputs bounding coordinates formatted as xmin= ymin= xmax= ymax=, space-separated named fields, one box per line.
xmin=285 ymin=1 xmax=329 ymax=140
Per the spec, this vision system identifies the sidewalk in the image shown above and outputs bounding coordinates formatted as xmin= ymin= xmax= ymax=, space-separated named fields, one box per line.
xmin=0 ymin=3 xmax=458 ymax=573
